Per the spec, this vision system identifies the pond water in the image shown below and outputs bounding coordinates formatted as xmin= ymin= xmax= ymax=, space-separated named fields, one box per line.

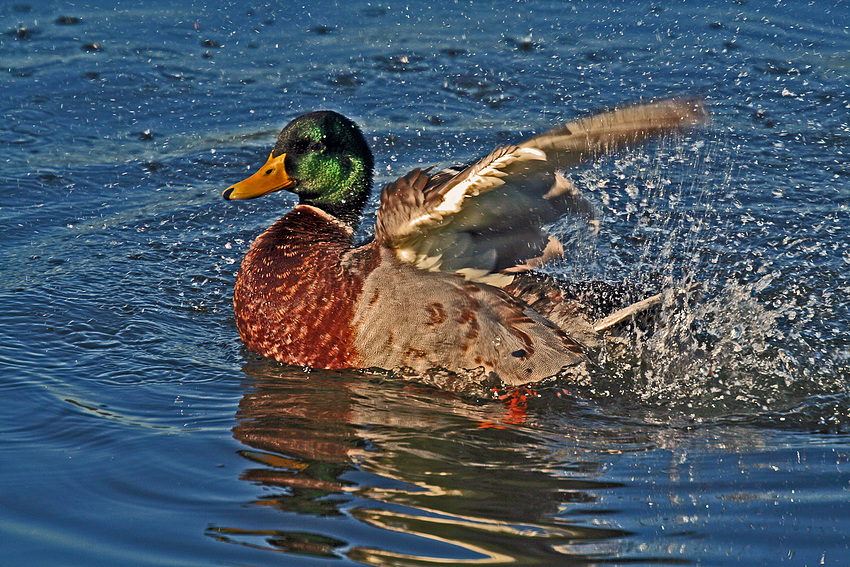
xmin=2 ymin=0 xmax=849 ymax=565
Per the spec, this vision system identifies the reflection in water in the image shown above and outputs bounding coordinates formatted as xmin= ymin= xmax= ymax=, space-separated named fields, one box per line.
xmin=215 ymin=363 xmax=636 ymax=565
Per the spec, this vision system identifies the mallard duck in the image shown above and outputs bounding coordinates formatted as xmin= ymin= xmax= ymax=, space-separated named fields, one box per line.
xmin=223 ymin=98 xmax=707 ymax=391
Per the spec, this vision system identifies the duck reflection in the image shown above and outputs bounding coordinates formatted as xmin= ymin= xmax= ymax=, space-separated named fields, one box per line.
xmin=217 ymin=361 xmax=633 ymax=564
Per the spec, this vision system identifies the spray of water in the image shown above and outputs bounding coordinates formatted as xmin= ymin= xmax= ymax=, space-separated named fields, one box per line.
xmin=559 ymin=134 xmax=848 ymax=417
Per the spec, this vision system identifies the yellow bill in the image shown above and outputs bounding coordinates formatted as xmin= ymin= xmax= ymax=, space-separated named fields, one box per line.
xmin=223 ymin=152 xmax=295 ymax=200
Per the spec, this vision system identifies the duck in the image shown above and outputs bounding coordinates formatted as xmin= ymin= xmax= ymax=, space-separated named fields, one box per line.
xmin=223 ymin=98 xmax=707 ymax=393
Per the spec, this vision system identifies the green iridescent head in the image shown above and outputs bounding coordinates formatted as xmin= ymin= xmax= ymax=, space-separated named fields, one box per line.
xmin=224 ymin=111 xmax=374 ymax=226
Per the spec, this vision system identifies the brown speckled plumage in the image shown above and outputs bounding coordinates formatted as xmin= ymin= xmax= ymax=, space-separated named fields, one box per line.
xmin=348 ymin=245 xmax=587 ymax=385
xmin=233 ymin=205 xmax=372 ymax=368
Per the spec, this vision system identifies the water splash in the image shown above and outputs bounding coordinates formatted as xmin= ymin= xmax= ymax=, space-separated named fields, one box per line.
xmin=564 ymin=134 xmax=849 ymax=418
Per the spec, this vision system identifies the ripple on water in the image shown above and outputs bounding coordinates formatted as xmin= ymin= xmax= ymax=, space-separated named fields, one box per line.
xmin=0 ymin=106 xmax=59 ymax=147
xmin=207 ymin=368 xmax=641 ymax=564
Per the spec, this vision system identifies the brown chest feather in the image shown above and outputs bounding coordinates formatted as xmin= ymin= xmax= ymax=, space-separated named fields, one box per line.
xmin=233 ymin=206 xmax=376 ymax=368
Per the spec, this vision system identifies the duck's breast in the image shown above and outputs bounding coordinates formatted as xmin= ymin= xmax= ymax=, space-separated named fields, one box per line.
xmin=233 ymin=206 xmax=374 ymax=369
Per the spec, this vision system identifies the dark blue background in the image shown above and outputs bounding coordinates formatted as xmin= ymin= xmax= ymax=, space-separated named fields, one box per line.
xmin=2 ymin=1 xmax=848 ymax=564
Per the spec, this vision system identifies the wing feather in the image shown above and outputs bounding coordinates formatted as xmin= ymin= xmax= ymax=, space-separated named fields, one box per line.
xmin=521 ymin=97 xmax=708 ymax=168
xmin=375 ymin=97 xmax=708 ymax=283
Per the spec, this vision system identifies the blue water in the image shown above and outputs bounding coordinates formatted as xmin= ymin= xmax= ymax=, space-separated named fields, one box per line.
xmin=2 ymin=0 xmax=849 ymax=565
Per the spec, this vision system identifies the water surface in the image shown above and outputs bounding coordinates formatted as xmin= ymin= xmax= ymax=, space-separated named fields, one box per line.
xmin=2 ymin=1 xmax=849 ymax=565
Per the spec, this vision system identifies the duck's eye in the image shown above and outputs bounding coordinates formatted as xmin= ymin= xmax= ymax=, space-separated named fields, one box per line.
xmin=310 ymin=141 xmax=325 ymax=152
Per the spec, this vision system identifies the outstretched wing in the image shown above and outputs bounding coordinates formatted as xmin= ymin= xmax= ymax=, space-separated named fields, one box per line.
xmin=374 ymin=97 xmax=708 ymax=284
xmin=519 ymin=96 xmax=707 ymax=168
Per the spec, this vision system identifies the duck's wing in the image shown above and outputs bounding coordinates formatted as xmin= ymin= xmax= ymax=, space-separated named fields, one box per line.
xmin=374 ymin=97 xmax=708 ymax=285
xmin=518 ymin=96 xmax=707 ymax=168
